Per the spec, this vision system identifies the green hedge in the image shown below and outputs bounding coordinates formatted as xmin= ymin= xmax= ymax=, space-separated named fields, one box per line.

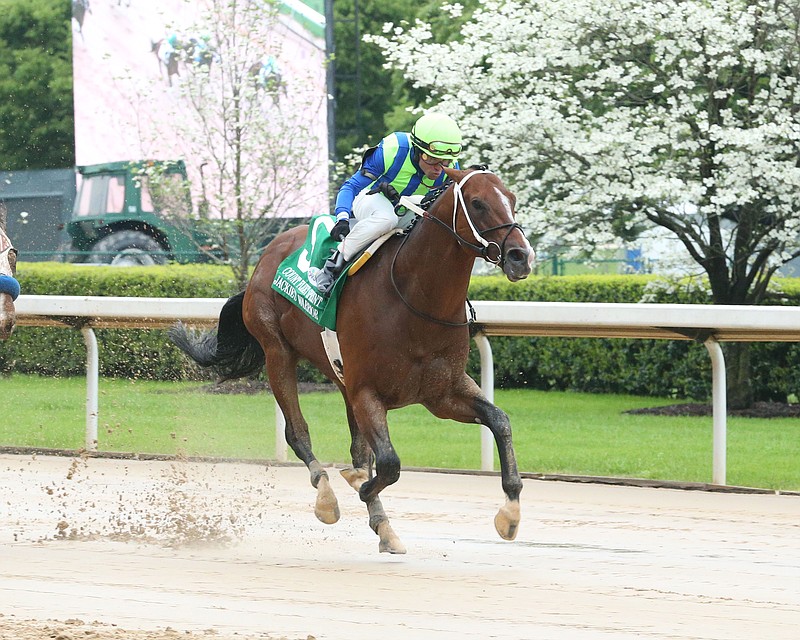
xmin=467 ymin=274 xmax=800 ymax=401
xmin=4 ymin=264 xmax=800 ymax=400
xmin=1 ymin=264 xmax=241 ymax=381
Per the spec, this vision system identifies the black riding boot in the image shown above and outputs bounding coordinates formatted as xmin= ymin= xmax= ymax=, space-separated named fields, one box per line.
xmin=313 ymin=249 xmax=346 ymax=297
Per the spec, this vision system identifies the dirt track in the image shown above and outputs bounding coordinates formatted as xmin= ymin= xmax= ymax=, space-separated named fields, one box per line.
xmin=1 ymin=453 xmax=798 ymax=639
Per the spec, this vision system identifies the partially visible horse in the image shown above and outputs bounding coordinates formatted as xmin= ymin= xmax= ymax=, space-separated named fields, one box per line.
xmin=151 ymin=38 xmax=180 ymax=87
xmin=185 ymin=36 xmax=218 ymax=71
xmin=0 ymin=203 xmax=19 ymax=340
xmin=170 ymin=167 xmax=533 ymax=553
xmin=248 ymin=56 xmax=286 ymax=104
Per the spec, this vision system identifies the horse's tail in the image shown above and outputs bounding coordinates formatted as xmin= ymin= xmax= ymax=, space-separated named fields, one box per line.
xmin=168 ymin=291 xmax=265 ymax=382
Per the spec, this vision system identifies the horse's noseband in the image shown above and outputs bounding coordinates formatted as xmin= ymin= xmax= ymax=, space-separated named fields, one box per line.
xmin=476 ymin=222 xmax=524 ymax=266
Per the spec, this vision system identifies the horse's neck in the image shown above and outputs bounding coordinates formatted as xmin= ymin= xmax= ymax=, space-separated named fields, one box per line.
xmin=398 ymin=204 xmax=475 ymax=313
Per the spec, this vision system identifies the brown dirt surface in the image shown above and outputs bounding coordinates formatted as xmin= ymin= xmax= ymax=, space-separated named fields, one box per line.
xmin=0 ymin=616 xmax=298 ymax=640
xmin=2 ymin=454 xmax=799 ymax=639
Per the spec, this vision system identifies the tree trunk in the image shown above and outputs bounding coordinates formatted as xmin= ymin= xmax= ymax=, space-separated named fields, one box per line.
xmin=724 ymin=342 xmax=753 ymax=410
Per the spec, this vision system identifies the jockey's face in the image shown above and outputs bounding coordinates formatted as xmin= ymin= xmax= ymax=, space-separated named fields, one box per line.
xmin=419 ymin=152 xmax=450 ymax=181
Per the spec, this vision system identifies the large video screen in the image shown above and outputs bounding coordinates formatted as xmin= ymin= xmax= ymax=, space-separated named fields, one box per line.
xmin=72 ymin=0 xmax=329 ymax=220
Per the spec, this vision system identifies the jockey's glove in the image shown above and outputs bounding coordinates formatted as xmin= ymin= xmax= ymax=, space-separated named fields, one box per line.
xmin=330 ymin=218 xmax=351 ymax=241
xmin=367 ymin=181 xmax=401 ymax=210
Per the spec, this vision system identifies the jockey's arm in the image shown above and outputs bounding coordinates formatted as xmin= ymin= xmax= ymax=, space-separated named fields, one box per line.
xmin=334 ymin=146 xmax=387 ymax=222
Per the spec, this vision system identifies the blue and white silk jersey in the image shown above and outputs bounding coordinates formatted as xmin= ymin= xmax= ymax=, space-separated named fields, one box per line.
xmin=334 ymin=132 xmax=459 ymax=222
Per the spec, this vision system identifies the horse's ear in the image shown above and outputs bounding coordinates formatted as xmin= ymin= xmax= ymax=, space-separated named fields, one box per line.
xmin=442 ymin=167 xmax=468 ymax=181
xmin=468 ymin=163 xmax=489 ymax=171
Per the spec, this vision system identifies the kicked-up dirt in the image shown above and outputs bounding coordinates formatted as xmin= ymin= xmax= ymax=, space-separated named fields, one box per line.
xmin=1 ymin=453 xmax=799 ymax=639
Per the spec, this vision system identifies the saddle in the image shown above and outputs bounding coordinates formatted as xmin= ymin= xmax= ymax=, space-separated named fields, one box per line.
xmin=271 ymin=215 xmax=405 ymax=331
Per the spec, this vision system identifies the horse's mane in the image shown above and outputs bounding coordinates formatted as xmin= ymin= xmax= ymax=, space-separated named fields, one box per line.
xmin=419 ymin=164 xmax=491 ymax=213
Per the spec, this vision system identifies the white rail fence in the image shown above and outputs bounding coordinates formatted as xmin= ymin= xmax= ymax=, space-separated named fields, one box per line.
xmin=15 ymin=295 xmax=800 ymax=486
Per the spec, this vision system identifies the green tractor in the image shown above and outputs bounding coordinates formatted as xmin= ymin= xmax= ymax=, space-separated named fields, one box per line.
xmin=67 ymin=160 xmax=209 ymax=265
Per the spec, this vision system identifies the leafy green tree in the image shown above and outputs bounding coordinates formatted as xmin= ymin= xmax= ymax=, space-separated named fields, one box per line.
xmin=332 ymin=0 xmax=478 ymax=159
xmin=0 ymin=0 xmax=74 ymax=169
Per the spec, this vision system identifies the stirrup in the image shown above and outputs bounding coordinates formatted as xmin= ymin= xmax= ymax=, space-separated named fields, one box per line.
xmin=312 ymin=250 xmax=346 ymax=296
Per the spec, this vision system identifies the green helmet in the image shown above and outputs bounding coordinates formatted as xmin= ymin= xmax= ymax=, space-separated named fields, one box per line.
xmin=410 ymin=113 xmax=462 ymax=160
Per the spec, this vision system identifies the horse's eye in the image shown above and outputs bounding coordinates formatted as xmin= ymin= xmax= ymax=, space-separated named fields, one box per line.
xmin=470 ymin=198 xmax=488 ymax=214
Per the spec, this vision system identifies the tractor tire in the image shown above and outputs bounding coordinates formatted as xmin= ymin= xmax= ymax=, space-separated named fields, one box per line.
xmin=88 ymin=231 xmax=168 ymax=266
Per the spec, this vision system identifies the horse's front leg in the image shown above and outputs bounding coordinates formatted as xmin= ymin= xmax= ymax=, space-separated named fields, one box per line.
xmin=427 ymin=381 xmax=523 ymax=541
xmin=345 ymin=391 xmax=406 ymax=554
xmin=475 ymin=397 xmax=522 ymax=540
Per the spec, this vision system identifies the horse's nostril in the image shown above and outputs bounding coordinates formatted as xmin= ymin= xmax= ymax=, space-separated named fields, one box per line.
xmin=507 ymin=248 xmax=529 ymax=265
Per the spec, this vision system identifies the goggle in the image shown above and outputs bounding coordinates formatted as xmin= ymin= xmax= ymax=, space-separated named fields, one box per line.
xmin=411 ymin=135 xmax=462 ymax=159
xmin=427 ymin=140 xmax=462 ymax=156
xmin=420 ymin=153 xmax=452 ymax=167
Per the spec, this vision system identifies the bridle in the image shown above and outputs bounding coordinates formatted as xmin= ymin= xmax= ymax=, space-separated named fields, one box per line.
xmin=423 ymin=169 xmax=524 ymax=267
xmin=390 ymin=169 xmax=523 ymax=327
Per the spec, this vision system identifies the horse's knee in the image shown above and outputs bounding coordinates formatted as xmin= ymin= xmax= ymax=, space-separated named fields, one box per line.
xmin=358 ymin=449 xmax=400 ymax=502
xmin=377 ymin=449 xmax=400 ymax=484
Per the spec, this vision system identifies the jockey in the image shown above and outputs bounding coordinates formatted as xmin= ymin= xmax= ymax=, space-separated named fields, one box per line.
xmin=311 ymin=112 xmax=462 ymax=296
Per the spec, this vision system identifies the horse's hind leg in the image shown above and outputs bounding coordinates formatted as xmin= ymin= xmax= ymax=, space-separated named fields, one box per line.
xmin=339 ymin=402 xmax=372 ymax=488
xmin=341 ymin=473 xmax=405 ymax=554
xmin=264 ymin=346 xmax=339 ymax=525
xmin=342 ymin=392 xmax=406 ymax=554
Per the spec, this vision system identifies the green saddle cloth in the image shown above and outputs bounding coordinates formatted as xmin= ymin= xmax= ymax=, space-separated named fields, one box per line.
xmin=271 ymin=215 xmax=348 ymax=330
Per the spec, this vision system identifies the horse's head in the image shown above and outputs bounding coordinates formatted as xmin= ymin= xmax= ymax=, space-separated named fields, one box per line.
xmin=434 ymin=167 xmax=533 ymax=282
xmin=0 ymin=206 xmax=19 ymax=339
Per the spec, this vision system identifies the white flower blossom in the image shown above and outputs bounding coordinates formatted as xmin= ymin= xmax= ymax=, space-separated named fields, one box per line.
xmin=371 ymin=0 xmax=800 ymax=302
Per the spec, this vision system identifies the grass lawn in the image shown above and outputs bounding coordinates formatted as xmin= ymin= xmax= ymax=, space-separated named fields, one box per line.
xmin=1 ymin=374 xmax=798 ymax=491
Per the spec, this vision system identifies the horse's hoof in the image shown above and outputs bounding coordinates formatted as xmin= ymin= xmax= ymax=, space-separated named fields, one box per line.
xmin=314 ymin=475 xmax=340 ymax=525
xmin=494 ymin=499 xmax=520 ymax=541
xmin=377 ymin=521 xmax=406 ymax=554
xmin=340 ymin=467 xmax=368 ymax=492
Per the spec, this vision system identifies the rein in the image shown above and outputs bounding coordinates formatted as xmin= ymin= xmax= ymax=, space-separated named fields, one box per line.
xmin=389 ymin=232 xmax=476 ymax=327
xmin=389 ymin=169 xmax=519 ymax=328
xmin=438 ymin=169 xmax=523 ymax=266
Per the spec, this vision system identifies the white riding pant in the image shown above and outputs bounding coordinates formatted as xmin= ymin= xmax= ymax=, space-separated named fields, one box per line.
xmin=339 ymin=191 xmax=420 ymax=261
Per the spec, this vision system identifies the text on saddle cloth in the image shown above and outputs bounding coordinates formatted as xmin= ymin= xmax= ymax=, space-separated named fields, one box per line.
xmin=270 ymin=213 xmax=403 ymax=331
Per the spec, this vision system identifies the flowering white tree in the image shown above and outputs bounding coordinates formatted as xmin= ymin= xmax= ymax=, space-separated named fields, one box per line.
xmin=370 ymin=0 xmax=800 ymax=406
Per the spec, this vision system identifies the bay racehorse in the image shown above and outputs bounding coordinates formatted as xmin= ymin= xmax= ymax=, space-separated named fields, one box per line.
xmin=0 ymin=204 xmax=19 ymax=340
xmin=170 ymin=167 xmax=533 ymax=553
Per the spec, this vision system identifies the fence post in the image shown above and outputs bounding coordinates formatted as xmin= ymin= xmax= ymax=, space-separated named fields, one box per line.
xmin=704 ymin=337 xmax=727 ymax=485
xmin=275 ymin=401 xmax=287 ymax=462
xmin=81 ymin=327 xmax=98 ymax=451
